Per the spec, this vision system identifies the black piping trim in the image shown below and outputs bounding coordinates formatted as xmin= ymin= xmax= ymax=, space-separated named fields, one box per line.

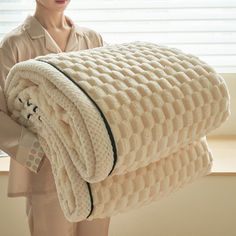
xmin=37 ymin=59 xmax=118 ymax=218
xmin=86 ymin=181 xmax=94 ymax=218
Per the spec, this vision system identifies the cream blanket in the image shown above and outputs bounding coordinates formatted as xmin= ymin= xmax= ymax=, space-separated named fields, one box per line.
xmin=4 ymin=41 xmax=230 ymax=222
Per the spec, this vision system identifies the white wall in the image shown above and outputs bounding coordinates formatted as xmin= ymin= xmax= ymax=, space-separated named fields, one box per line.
xmin=1 ymin=174 xmax=236 ymax=236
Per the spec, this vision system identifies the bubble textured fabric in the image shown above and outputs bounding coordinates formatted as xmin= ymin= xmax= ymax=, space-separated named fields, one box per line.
xmin=4 ymin=41 xmax=230 ymax=222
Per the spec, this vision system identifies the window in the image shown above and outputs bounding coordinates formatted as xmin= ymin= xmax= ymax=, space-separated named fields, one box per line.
xmin=0 ymin=0 xmax=235 ymax=73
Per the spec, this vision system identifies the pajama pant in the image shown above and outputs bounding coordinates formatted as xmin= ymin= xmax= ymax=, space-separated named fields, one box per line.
xmin=25 ymin=191 xmax=111 ymax=236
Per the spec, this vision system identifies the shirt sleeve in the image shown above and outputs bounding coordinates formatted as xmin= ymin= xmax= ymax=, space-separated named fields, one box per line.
xmin=0 ymin=40 xmax=45 ymax=173
xmin=97 ymin=33 xmax=110 ymax=47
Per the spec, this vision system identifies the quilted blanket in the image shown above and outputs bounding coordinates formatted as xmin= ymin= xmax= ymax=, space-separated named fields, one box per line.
xmin=4 ymin=41 xmax=230 ymax=222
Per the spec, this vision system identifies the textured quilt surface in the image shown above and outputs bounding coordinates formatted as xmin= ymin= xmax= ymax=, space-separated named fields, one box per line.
xmin=4 ymin=41 xmax=230 ymax=222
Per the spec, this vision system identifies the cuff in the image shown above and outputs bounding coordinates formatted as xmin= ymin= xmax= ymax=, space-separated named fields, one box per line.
xmin=16 ymin=127 xmax=45 ymax=173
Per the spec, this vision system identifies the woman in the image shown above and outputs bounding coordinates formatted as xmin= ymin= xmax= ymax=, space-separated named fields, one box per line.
xmin=0 ymin=0 xmax=111 ymax=235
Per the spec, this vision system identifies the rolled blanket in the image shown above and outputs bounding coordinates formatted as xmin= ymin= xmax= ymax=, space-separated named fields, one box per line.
xmin=4 ymin=41 xmax=230 ymax=222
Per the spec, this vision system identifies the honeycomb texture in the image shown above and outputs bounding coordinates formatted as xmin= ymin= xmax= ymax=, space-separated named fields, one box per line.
xmin=4 ymin=41 xmax=230 ymax=222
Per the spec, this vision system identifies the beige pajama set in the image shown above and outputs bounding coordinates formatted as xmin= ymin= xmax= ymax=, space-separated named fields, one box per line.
xmin=0 ymin=15 xmax=110 ymax=236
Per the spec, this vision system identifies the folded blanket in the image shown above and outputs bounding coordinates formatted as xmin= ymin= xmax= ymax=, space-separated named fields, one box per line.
xmin=4 ymin=41 xmax=230 ymax=222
